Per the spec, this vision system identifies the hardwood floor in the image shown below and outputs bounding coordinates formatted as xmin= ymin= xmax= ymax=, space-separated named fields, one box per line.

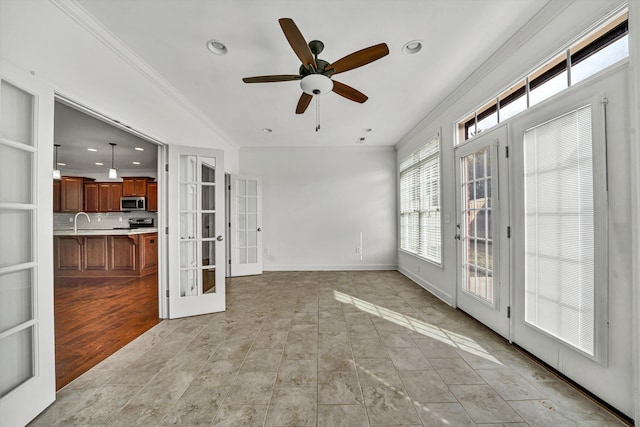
xmin=54 ymin=273 xmax=159 ymax=390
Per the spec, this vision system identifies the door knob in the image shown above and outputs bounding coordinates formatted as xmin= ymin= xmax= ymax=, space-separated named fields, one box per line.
xmin=216 ymin=235 xmax=224 ymax=241
xmin=257 ymin=227 xmax=262 ymax=232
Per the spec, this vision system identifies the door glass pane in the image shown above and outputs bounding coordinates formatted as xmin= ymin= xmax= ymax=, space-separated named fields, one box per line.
xmin=248 ymin=248 xmax=257 ymax=264
xmin=180 ymin=213 xmax=196 ymax=240
xmin=0 ymin=269 xmax=33 ymax=332
xmin=203 ymin=268 xmax=216 ymax=293
xmin=202 ymin=241 xmax=215 ymax=266
xmin=180 ymin=184 xmax=197 ymax=210
xmin=247 ymin=180 xmax=257 ymax=196
xmin=461 ymin=147 xmax=494 ymax=303
xmin=0 ymin=326 xmax=33 ymax=397
xmin=180 ymin=269 xmax=198 ymax=297
xmin=202 ymin=213 xmax=215 ymax=239
xmin=180 ymin=155 xmax=197 ymax=182
xmin=0 ymin=210 xmax=32 ymax=268
xmin=202 ymin=185 xmax=215 ymax=210
xmin=523 ymin=105 xmax=594 ymax=355
xmin=180 ymin=241 xmax=197 ymax=268
xmin=1 ymin=81 xmax=34 ymax=145
xmin=0 ymin=145 xmax=32 ymax=204
xmin=202 ymin=160 xmax=216 ymax=183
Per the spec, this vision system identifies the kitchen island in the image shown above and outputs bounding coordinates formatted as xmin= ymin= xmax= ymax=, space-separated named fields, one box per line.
xmin=54 ymin=228 xmax=158 ymax=278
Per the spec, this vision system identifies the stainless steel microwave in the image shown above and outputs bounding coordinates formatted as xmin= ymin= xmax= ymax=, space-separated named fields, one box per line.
xmin=120 ymin=196 xmax=146 ymax=211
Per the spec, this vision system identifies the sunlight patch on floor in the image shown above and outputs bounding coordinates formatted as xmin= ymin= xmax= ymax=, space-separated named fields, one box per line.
xmin=334 ymin=290 xmax=502 ymax=366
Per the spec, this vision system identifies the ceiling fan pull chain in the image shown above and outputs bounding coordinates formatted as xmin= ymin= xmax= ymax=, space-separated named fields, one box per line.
xmin=315 ymin=96 xmax=321 ymax=132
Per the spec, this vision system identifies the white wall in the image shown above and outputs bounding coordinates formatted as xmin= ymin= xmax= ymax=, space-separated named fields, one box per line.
xmin=0 ymin=0 xmax=239 ymax=172
xmin=241 ymin=147 xmax=397 ymax=270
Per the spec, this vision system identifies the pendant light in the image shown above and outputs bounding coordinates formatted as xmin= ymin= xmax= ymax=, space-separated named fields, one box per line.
xmin=53 ymin=144 xmax=62 ymax=180
xmin=108 ymin=143 xmax=118 ymax=179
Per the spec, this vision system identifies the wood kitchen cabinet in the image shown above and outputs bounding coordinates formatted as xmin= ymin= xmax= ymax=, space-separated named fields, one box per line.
xmin=54 ymin=232 xmax=158 ymax=278
xmin=61 ymin=176 xmax=90 ymax=212
xmin=53 ymin=180 xmax=61 ymax=212
xmin=85 ymin=182 xmax=122 ymax=212
xmin=122 ymin=177 xmax=151 ymax=197
xmin=99 ymin=183 xmax=122 ymax=212
xmin=146 ymin=181 xmax=157 ymax=212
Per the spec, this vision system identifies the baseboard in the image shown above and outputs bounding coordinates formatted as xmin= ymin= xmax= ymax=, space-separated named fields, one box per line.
xmin=397 ymin=265 xmax=454 ymax=306
xmin=262 ymin=264 xmax=398 ymax=272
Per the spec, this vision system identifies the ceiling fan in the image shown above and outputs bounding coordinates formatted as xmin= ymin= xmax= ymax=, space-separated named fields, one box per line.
xmin=242 ymin=18 xmax=389 ymax=115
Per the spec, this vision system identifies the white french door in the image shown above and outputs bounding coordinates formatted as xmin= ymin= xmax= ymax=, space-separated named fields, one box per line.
xmin=455 ymin=125 xmax=510 ymax=339
xmin=168 ymin=146 xmax=226 ymax=318
xmin=509 ymin=92 xmax=615 ymax=402
xmin=229 ymin=175 xmax=263 ymax=276
xmin=0 ymin=61 xmax=56 ymax=426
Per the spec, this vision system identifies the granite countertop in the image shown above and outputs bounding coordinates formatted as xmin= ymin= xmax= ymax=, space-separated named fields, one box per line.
xmin=54 ymin=228 xmax=158 ymax=236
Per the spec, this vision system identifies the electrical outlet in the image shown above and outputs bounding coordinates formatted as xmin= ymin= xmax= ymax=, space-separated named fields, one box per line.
xmin=355 ymin=247 xmax=360 ymax=254
xmin=263 ymin=247 xmax=269 ymax=255
xmin=69 ymin=217 xmax=73 ymax=222
xmin=119 ymin=217 xmax=123 ymax=222
xmin=97 ymin=217 xmax=101 ymax=222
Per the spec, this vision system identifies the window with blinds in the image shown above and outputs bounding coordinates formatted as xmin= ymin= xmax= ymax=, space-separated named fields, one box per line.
xmin=400 ymin=135 xmax=441 ymax=264
xmin=523 ymin=105 xmax=595 ymax=355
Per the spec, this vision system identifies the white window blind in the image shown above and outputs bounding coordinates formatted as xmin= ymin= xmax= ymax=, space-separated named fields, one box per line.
xmin=523 ymin=105 xmax=594 ymax=355
xmin=400 ymin=135 xmax=441 ymax=264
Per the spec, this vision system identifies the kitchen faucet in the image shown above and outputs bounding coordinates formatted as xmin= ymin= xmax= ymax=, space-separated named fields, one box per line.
xmin=74 ymin=211 xmax=91 ymax=233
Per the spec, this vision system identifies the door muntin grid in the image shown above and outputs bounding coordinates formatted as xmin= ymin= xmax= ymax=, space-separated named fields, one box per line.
xmin=461 ymin=146 xmax=494 ymax=304
xmin=235 ymin=178 xmax=259 ymax=265
xmin=178 ymin=155 xmax=217 ymax=297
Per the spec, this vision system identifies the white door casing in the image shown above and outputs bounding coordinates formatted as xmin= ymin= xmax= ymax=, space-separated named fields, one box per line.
xmin=0 ymin=60 xmax=56 ymax=426
xmin=168 ymin=145 xmax=226 ymax=318
xmin=455 ymin=125 xmax=511 ymax=340
xmin=229 ymin=175 xmax=263 ymax=276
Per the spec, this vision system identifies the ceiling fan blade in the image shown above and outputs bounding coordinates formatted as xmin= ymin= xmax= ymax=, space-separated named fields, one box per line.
xmin=278 ymin=18 xmax=317 ymax=70
xmin=242 ymin=75 xmax=302 ymax=83
xmin=296 ymin=93 xmax=313 ymax=114
xmin=327 ymin=43 xmax=389 ymax=75
xmin=332 ymin=80 xmax=368 ymax=103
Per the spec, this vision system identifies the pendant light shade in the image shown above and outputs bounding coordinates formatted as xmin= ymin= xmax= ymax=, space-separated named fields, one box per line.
xmin=108 ymin=143 xmax=118 ymax=179
xmin=53 ymin=144 xmax=61 ymax=180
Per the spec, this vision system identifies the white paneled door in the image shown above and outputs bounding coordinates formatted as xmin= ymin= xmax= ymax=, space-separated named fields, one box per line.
xmin=230 ymin=175 xmax=263 ymax=276
xmin=0 ymin=61 xmax=56 ymax=426
xmin=455 ymin=125 xmax=511 ymax=339
xmin=168 ymin=146 xmax=226 ymax=318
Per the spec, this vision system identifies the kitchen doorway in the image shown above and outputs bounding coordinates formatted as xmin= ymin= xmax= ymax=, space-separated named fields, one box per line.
xmin=52 ymin=97 xmax=164 ymax=389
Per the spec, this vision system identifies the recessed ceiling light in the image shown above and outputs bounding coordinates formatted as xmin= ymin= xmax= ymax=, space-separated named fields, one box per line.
xmin=134 ymin=147 xmax=145 ymax=151
xmin=261 ymin=128 xmax=273 ymax=133
xmin=206 ymin=39 xmax=228 ymax=55
xmin=364 ymin=128 xmax=372 ymax=132
xmin=356 ymin=137 xmax=366 ymax=144
xmin=95 ymin=162 xmax=104 ymax=166
xmin=87 ymin=148 xmax=98 ymax=152
xmin=402 ymin=40 xmax=423 ymax=55
xmin=132 ymin=161 xmax=141 ymax=165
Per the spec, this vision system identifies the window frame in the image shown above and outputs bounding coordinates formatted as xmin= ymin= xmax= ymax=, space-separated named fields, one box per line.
xmin=458 ymin=9 xmax=628 ymax=144
xmin=399 ymin=132 xmax=443 ymax=266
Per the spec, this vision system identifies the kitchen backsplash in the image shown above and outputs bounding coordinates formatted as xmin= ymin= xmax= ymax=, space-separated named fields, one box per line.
xmin=54 ymin=211 xmax=157 ymax=231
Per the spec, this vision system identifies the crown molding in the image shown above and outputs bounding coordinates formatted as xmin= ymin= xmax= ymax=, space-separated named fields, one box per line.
xmin=395 ymin=0 xmax=576 ymax=150
xmin=240 ymin=145 xmax=395 ymax=153
xmin=49 ymin=0 xmax=239 ymax=150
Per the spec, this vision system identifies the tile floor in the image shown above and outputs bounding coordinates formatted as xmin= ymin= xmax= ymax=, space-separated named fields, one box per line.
xmin=30 ymin=271 xmax=629 ymax=426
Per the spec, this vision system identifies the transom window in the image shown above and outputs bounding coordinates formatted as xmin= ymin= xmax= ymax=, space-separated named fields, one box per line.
xmin=400 ymin=134 xmax=441 ymax=264
xmin=458 ymin=9 xmax=628 ymax=143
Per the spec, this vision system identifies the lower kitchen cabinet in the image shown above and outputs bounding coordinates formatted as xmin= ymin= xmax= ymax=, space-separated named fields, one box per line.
xmin=54 ymin=232 xmax=157 ymax=278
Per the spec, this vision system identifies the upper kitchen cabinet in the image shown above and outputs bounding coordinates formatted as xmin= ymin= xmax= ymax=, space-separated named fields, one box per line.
xmin=122 ymin=177 xmax=151 ymax=197
xmin=84 ymin=182 xmax=122 ymax=212
xmin=146 ymin=181 xmax=157 ymax=212
xmin=60 ymin=176 xmax=93 ymax=212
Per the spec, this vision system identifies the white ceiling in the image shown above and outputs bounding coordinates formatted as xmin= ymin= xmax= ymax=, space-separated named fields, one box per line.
xmin=73 ymin=0 xmax=552 ymax=148
xmin=54 ymin=101 xmax=158 ymax=173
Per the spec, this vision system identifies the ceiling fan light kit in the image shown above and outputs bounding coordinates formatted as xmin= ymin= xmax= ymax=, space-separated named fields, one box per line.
xmin=242 ymin=17 xmax=389 ymax=129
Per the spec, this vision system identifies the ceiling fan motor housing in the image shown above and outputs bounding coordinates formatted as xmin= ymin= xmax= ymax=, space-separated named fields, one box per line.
xmin=300 ymin=74 xmax=334 ymax=95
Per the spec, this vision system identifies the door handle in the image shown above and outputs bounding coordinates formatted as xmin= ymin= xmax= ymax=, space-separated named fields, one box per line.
xmin=455 ymin=224 xmax=461 ymax=240
xmin=257 ymin=227 xmax=262 ymax=232
xmin=216 ymin=235 xmax=224 ymax=241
